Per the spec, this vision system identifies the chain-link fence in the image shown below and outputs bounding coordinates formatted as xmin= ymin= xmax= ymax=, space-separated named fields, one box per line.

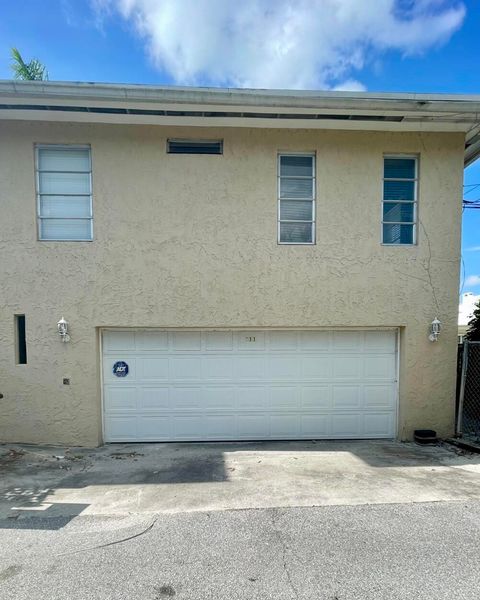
xmin=457 ymin=341 xmax=480 ymax=440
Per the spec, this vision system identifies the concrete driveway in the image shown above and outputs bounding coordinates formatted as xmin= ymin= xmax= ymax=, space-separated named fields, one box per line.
xmin=3 ymin=441 xmax=480 ymax=600
xmin=2 ymin=440 xmax=480 ymax=520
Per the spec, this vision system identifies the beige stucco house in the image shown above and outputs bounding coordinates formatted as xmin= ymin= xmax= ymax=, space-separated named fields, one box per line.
xmin=1 ymin=80 xmax=479 ymax=446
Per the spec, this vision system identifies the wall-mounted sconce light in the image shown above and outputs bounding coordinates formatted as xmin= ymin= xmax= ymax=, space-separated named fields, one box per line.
xmin=57 ymin=317 xmax=70 ymax=343
xmin=429 ymin=317 xmax=441 ymax=342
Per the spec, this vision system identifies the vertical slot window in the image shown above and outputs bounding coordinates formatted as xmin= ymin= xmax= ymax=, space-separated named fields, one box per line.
xmin=15 ymin=315 xmax=27 ymax=364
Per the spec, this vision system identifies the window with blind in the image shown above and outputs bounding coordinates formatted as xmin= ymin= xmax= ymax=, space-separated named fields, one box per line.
xmin=36 ymin=145 xmax=93 ymax=241
xmin=382 ymin=156 xmax=417 ymax=245
xmin=278 ymin=154 xmax=315 ymax=244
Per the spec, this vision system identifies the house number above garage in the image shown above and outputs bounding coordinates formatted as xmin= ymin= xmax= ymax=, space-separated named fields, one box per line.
xmin=113 ymin=361 xmax=129 ymax=377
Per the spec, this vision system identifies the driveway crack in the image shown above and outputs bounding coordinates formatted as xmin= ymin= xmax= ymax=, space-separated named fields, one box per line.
xmin=270 ymin=508 xmax=300 ymax=599
xmin=56 ymin=517 xmax=157 ymax=556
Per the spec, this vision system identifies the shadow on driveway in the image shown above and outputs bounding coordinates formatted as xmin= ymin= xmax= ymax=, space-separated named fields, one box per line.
xmin=2 ymin=440 xmax=480 ymax=528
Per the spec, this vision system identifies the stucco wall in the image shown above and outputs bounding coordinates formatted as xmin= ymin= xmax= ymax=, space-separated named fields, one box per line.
xmin=0 ymin=121 xmax=464 ymax=445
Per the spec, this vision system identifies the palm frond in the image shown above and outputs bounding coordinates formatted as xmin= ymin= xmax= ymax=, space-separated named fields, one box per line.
xmin=10 ymin=47 xmax=48 ymax=81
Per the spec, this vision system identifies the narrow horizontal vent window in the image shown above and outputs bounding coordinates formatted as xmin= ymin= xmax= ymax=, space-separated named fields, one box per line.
xmin=167 ymin=140 xmax=223 ymax=154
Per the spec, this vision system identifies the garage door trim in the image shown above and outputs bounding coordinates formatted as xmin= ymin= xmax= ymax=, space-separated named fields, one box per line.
xmin=100 ymin=327 xmax=399 ymax=442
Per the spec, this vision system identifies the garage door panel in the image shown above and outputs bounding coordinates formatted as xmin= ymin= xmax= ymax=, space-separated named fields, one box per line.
xmin=364 ymin=331 xmax=396 ymax=352
xmin=138 ymin=415 xmax=172 ymax=440
xmin=205 ymin=414 xmax=236 ymax=438
xmin=105 ymin=386 xmax=138 ymax=411
xmin=268 ymin=356 xmax=300 ymax=379
xmin=202 ymin=387 xmax=236 ymax=409
xmin=238 ymin=331 xmax=266 ymax=350
xmin=301 ymin=356 xmax=332 ymax=379
xmin=171 ymin=357 xmax=202 ymax=380
xmin=203 ymin=356 xmax=234 ymax=380
xmin=333 ymin=331 xmax=363 ymax=350
xmin=105 ymin=415 xmax=138 ymax=441
xmin=268 ymin=387 xmax=299 ymax=410
xmin=103 ymin=330 xmax=135 ymax=352
xmin=237 ymin=356 xmax=267 ymax=379
xmin=301 ymin=386 xmax=332 ymax=409
xmin=136 ymin=331 xmax=169 ymax=351
xmin=268 ymin=331 xmax=298 ymax=350
xmin=172 ymin=331 xmax=202 ymax=351
xmin=333 ymin=356 xmax=361 ymax=379
xmin=174 ymin=415 xmax=203 ymax=439
xmin=103 ymin=330 xmax=397 ymax=441
xmin=237 ymin=414 xmax=269 ymax=437
xmin=300 ymin=331 xmax=330 ymax=350
xmin=271 ymin=414 xmax=300 ymax=437
xmin=171 ymin=387 xmax=202 ymax=410
xmin=140 ymin=357 xmax=169 ymax=380
xmin=300 ymin=414 xmax=330 ymax=437
xmin=205 ymin=331 xmax=233 ymax=350
xmin=332 ymin=413 xmax=362 ymax=437
xmin=364 ymin=355 xmax=396 ymax=379
xmin=363 ymin=413 xmax=395 ymax=437
xmin=139 ymin=387 xmax=170 ymax=410
xmin=333 ymin=386 xmax=361 ymax=409
xmin=238 ymin=386 xmax=268 ymax=409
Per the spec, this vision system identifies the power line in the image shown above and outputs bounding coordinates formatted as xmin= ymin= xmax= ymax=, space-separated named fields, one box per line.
xmin=463 ymin=197 xmax=480 ymax=209
xmin=463 ymin=184 xmax=480 ymax=200
xmin=463 ymin=184 xmax=480 ymax=207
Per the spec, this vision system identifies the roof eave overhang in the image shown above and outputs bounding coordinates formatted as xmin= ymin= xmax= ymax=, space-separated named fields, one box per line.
xmin=1 ymin=80 xmax=479 ymax=165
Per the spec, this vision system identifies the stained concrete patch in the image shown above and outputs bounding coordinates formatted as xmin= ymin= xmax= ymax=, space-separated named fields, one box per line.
xmin=0 ymin=564 xmax=22 ymax=582
xmin=154 ymin=584 xmax=176 ymax=598
xmin=2 ymin=441 xmax=480 ymax=519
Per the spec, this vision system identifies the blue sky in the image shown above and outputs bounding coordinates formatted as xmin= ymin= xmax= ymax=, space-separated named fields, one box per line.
xmin=0 ymin=0 xmax=479 ymax=292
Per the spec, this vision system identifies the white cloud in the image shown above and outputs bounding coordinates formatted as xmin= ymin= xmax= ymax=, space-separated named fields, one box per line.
xmin=332 ymin=79 xmax=367 ymax=92
xmin=466 ymin=246 xmax=480 ymax=252
xmin=465 ymin=275 xmax=480 ymax=287
xmin=459 ymin=292 xmax=480 ymax=325
xmin=91 ymin=0 xmax=465 ymax=89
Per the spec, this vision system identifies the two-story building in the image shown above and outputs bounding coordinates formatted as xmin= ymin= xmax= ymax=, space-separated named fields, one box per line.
xmin=1 ymin=81 xmax=479 ymax=446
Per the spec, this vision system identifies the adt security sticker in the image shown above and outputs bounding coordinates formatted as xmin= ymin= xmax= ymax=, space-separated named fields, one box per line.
xmin=113 ymin=361 xmax=129 ymax=377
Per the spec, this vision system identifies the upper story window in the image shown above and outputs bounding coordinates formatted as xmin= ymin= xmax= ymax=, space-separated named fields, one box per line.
xmin=36 ymin=145 xmax=93 ymax=241
xmin=382 ymin=156 xmax=418 ymax=245
xmin=278 ymin=154 xmax=315 ymax=244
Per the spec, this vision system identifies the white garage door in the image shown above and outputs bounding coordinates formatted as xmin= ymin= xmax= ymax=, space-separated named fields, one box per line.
xmin=102 ymin=329 xmax=397 ymax=442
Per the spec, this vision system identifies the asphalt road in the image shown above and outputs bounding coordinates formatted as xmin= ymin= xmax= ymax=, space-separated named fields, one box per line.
xmin=1 ymin=501 xmax=480 ymax=600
